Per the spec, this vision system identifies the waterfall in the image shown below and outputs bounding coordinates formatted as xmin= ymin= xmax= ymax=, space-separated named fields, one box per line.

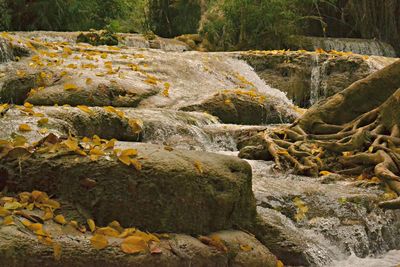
xmin=310 ymin=54 xmax=329 ymax=106
xmin=306 ymin=37 xmax=397 ymax=57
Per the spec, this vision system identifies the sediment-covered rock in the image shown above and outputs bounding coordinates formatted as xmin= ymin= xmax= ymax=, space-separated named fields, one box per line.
xmin=181 ymin=89 xmax=297 ymax=125
xmin=235 ymin=50 xmax=397 ymax=107
xmin=0 ymin=224 xmax=277 ymax=267
xmin=0 ymin=141 xmax=256 ymax=235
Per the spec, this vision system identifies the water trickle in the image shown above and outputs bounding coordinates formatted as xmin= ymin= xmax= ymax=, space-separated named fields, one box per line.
xmin=310 ymin=55 xmax=329 ymax=106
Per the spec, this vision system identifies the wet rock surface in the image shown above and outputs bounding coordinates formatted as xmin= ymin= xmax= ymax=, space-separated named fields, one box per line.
xmin=249 ymin=160 xmax=400 ymax=264
xmin=235 ymin=50 xmax=397 ymax=107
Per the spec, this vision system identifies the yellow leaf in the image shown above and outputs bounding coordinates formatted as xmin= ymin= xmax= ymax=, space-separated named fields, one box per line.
xmin=0 ymin=207 xmax=11 ymax=217
xmin=43 ymin=210 xmax=53 ymax=221
xmin=100 ymin=53 xmax=108 ymax=59
xmin=162 ymin=82 xmax=170 ymax=97
xmin=0 ymin=103 xmax=9 ymax=113
xmin=90 ymin=234 xmax=108 ymax=250
xmin=342 ymin=151 xmax=353 ymax=157
xmin=16 ymin=70 xmax=26 ymax=78
xmin=87 ymin=219 xmax=96 ymax=232
xmin=3 ymin=215 xmax=14 ymax=225
xmin=194 ymin=161 xmax=203 ymax=174
xmin=38 ymin=128 xmax=48 ymax=134
xmin=119 ymin=228 xmax=136 ymax=238
xmin=90 ymin=148 xmax=105 ymax=156
xmin=368 ymin=146 xmax=374 ymax=153
xmin=276 ymin=260 xmax=284 ymax=267
xmin=37 ymin=118 xmax=49 ymax=126
xmin=86 ymin=78 xmax=93 ymax=85
xmin=4 ymin=201 xmax=23 ymax=210
xmin=77 ymin=105 xmax=93 ymax=114
xmin=18 ymin=124 xmax=32 ymax=132
xmin=28 ymin=223 xmax=43 ymax=232
xmin=121 ymin=236 xmax=148 ymax=254
xmin=128 ymin=119 xmax=143 ymax=134
xmin=121 ymin=149 xmax=138 ymax=157
xmin=319 ymin=171 xmax=333 ymax=176
xmin=131 ymin=159 xmax=142 ymax=171
xmin=224 ymin=99 xmax=232 ymax=105
xmin=96 ymin=226 xmax=120 ymax=237
xmin=54 ymin=215 xmax=67 ymax=225
xmin=64 ymin=83 xmax=79 ymax=91
xmin=24 ymin=102 xmax=34 ymax=108
xmin=240 ymin=244 xmax=252 ymax=252
xmin=53 ymin=242 xmax=62 ymax=261
xmin=21 ymin=219 xmax=32 ymax=228
xmin=63 ymin=137 xmax=79 ymax=151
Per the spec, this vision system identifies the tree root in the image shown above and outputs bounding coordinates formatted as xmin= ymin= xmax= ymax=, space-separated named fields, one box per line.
xmin=251 ymin=110 xmax=400 ymax=209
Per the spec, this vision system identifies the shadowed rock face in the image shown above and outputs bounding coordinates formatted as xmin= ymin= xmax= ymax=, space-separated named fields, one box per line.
xmin=235 ymin=50 xmax=397 ymax=107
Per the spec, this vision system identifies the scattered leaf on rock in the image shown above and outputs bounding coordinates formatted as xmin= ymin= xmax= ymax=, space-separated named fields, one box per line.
xmin=90 ymin=234 xmax=108 ymax=250
xmin=18 ymin=124 xmax=32 ymax=132
xmin=121 ymin=236 xmax=148 ymax=254
xmin=54 ymin=215 xmax=67 ymax=225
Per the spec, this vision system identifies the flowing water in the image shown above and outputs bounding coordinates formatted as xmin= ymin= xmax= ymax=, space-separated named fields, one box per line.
xmin=306 ymin=37 xmax=397 ymax=57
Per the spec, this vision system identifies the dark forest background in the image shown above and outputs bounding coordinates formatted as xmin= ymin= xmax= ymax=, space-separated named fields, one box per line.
xmin=0 ymin=0 xmax=399 ymax=54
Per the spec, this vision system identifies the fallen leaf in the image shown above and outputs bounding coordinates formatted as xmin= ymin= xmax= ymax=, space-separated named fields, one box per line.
xmin=54 ymin=215 xmax=67 ymax=225
xmin=4 ymin=201 xmax=23 ymax=210
xmin=37 ymin=118 xmax=49 ymax=126
xmin=3 ymin=215 xmax=14 ymax=225
xmin=96 ymin=226 xmax=120 ymax=237
xmin=194 ymin=161 xmax=203 ymax=174
xmin=121 ymin=236 xmax=148 ymax=254
xmin=90 ymin=234 xmax=108 ymax=250
xmin=87 ymin=219 xmax=96 ymax=232
xmin=131 ymin=159 xmax=142 ymax=171
xmin=240 ymin=244 xmax=252 ymax=252
xmin=77 ymin=105 xmax=93 ymax=114
xmin=64 ymin=83 xmax=79 ymax=91
xmin=18 ymin=124 xmax=32 ymax=132
xmin=53 ymin=242 xmax=62 ymax=261
xmin=0 ymin=207 xmax=11 ymax=217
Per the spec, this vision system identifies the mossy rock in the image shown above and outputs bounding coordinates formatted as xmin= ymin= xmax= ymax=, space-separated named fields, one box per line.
xmin=181 ymin=90 xmax=297 ymax=125
xmin=0 ymin=143 xmax=256 ymax=235
xmin=77 ymin=30 xmax=118 ymax=46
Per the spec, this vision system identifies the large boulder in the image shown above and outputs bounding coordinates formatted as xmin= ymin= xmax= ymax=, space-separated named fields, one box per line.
xmin=0 ymin=225 xmax=277 ymax=267
xmin=0 ymin=142 xmax=256 ymax=235
xmin=181 ymin=90 xmax=298 ymax=125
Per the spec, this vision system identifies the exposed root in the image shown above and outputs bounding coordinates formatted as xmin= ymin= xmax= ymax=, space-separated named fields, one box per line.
xmin=249 ymin=107 xmax=400 ymax=209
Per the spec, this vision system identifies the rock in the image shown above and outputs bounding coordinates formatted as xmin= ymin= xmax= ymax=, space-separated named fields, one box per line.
xmin=235 ymin=50 xmax=397 ymax=107
xmin=0 ymin=142 xmax=256 ymax=235
xmin=0 ymin=223 xmax=276 ymax=267
xmin=181 ymin=90 xmax=298 ymax=125
xmin=77 ymin=30 xmax=119 ymax=46
xmin=254 ymin=207 xmax=333 ymax=266
xmin=0 ymin=32 xmax=296 ymax=116
xmin=248 ymin=159 xmax=400 ymax=262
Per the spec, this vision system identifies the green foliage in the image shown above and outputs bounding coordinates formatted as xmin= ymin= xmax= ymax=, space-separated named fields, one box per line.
xmin=1 ymin=0 xmax=150 ymax=33
xmin=200 ymin=0 xmax=336 ymax=51
xmin=149 ymin=0 xmax=202 ymax=37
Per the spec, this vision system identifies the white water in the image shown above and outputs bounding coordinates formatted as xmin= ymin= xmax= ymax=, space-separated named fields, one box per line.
xmin=330 ymin=250 xmax=400 ymax=267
